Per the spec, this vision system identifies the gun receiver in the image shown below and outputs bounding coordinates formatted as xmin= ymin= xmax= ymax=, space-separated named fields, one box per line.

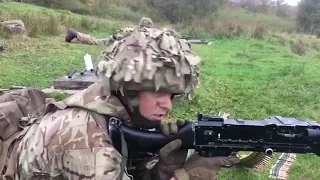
xmin=108 ymin=114 xmax=320 ymax=158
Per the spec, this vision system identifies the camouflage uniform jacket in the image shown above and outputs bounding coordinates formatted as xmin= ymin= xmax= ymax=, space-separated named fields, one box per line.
xmin=75 ymin=26 xmax=134 ymax=46
xmin=15 ymin=82 xmax=156 ymax=180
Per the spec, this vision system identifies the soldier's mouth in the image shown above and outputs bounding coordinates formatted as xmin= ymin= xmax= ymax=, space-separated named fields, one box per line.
xmin=152 ymin=114 xmax=165 ymax=120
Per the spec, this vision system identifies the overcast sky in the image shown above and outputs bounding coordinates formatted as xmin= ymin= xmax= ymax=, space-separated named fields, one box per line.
xmin=285 ymin=0 xmax=300 ymax=6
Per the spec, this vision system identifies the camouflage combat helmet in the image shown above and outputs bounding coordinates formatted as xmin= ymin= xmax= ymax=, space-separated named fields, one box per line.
xmin=96 ymin=26 xmax=201 ymax=99
xmin=139 ymin=17 xmax=153 ymax=28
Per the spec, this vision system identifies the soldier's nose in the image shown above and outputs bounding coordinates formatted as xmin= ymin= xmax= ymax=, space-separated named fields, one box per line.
xmin=158 ymin=97 xmax=173 ymax=110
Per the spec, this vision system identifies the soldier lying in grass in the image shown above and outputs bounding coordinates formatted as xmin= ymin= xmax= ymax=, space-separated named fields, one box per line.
xmin=13 ymin=19 xmax=240 ymax=180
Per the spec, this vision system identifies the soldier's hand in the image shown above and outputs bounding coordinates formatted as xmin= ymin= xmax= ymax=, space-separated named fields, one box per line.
xmin=160 ymin=119 xmax=185 ymax=136
xmin=173 ymin=153 xmax=240 ymax=180
xmin=154 ymin=139 xmax=188 ymax=180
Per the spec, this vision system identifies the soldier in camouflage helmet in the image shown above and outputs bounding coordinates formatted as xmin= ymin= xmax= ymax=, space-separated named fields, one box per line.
xmin=139 ymin=17 xmax=153 ymax=28
xmin=15 ymin=25 xmax=239 ymax=180
xmin=64 ymin=17 xmax=153 ymax=46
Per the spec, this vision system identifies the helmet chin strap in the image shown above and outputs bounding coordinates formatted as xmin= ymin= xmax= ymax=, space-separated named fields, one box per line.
xmin=128 ymin=96 xmax=161 ymax=130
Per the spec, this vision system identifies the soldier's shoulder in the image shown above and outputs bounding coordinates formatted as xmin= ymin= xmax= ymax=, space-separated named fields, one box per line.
xmin=17 ymin=107 xmax=124 ymax=180
xmin=38 ymin=107 xmax=111 ymax=151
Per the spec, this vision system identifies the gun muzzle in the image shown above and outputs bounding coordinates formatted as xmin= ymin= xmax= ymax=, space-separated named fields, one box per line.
xmin=80 ymin=68 xmax=87 ymax=75
xmin=68 ymin=68 xmax=77 ymax=78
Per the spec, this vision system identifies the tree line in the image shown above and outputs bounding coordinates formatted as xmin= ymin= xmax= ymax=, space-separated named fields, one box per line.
xmin=10 ymin=0 xmax=320 ymax=37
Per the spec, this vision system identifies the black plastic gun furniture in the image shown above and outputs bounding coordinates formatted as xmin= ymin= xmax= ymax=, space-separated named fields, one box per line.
xmin=108 ymin=114 xmax=320 ymax=158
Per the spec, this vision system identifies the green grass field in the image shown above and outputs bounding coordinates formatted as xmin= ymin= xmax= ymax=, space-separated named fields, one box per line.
xmin=1 ymin=32 xmax=320 ymax=179
xmin=1 ymin=2 xmax=320 ymax=180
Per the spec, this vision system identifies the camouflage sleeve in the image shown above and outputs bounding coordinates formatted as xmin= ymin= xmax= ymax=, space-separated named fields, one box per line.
xmin=112 ymin=26 xmax=134 ymax=40
xmin=61 ymin=146 xmax=125 ymax=179
xmin=17 ymin=108 xmax=133 ymax=180
xmin=55 ymin=110 xmax=133 ymax=180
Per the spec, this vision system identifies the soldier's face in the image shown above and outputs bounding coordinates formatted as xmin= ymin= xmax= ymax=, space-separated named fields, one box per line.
xmin=137 ymin=91 xmax=173 ymax=121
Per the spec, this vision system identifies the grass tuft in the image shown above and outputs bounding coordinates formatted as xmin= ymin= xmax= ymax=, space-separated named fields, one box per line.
xmin=175 ymin=8 xmax=295 ymax=39
xmin=290 ymin=39 xmax=307 ymax=56
xmin=0 ymin=2 xmax=129 ymax=38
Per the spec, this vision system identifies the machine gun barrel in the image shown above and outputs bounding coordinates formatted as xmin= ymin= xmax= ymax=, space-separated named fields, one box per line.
xmin=67 ymin=68 xmax=77 ymax=78
xmin=108 ymin=114 xmax=320 ymax=158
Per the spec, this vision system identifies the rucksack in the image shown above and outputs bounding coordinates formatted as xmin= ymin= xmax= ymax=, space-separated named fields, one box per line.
xmin=0 ymin=87 xmax=49 ymax=179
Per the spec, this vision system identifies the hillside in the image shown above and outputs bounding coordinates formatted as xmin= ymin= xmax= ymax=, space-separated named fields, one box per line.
xmin=0 ymin=2 xmax=136 ymax=37
xmin=12 ymin=0 xmax=299 ymax=38
xmin=14 ymin=0 xmax=161 ymax=22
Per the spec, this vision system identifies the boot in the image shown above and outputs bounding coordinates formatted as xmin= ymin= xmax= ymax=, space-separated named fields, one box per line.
xmin=65 ymin=28 xmax=78 ymax=42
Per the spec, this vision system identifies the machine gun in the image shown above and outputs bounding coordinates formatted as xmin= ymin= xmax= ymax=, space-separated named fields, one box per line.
xmin=109 ymin=114 xmax=320 ymax=158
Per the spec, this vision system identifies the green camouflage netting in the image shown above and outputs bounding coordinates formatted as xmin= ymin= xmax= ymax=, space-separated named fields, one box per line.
xmin=139 ymin=17 xmax=153 ymax=28
xmin=96 ymin=27 xmax=201 ymax=99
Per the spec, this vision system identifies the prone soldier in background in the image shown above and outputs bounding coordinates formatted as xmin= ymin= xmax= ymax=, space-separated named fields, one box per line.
xmin=64 ymin=17 xmax=153 ymax=46
xmin=64 ymin=17 xmax=182 ymax=46
xmin=15 ymin=20 xmax=240 ymax=180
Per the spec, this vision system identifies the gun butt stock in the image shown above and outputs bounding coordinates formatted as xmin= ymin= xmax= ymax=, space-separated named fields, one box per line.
xmin=109 ymin=117 xmax=194 ymax=157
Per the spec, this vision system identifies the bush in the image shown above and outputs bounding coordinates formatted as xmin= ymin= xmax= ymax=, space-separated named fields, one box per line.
xmin=315 ymin=29 xmax=320 ymax=39
xmin=18 ymin=13 xmax=62 ymax=37
xmin=174 ymin=8 xmax=294 ymax=39
xmin=2 ymin=9 xmax=123 ymax=38
xmin=251 ymin=24 xmax=266 ymax=39
xmin=104 ymin=5 xmax=143 ymax=22
xmin=0 ymin=25 xmax=15 ymax=39
xmin=290 ymin=39 xmax=307 ymax=56
xmin=296 ymin=0 xmax=320 ymax=35
xmin=149 ymin=0 xmax=224 ymax=23
xmin=311 ymin=42 xmax=320 ymax=51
